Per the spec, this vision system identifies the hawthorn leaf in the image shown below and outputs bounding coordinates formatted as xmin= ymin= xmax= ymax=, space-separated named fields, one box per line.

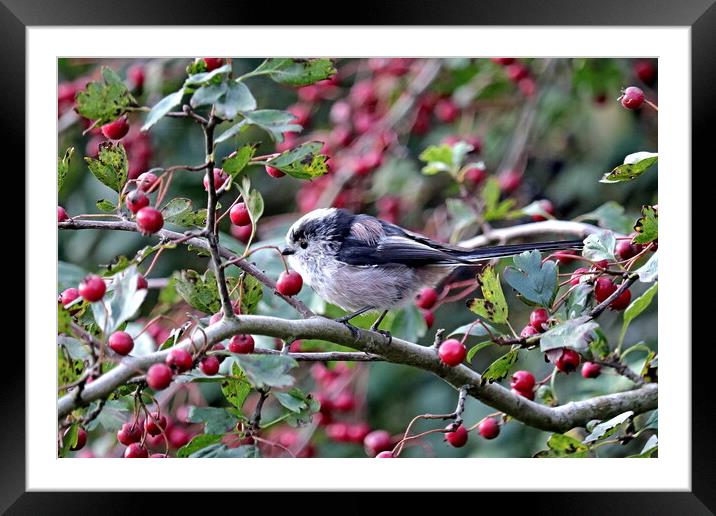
xmin=187 ymin=406 xmax=240 ymax=435
xmin=566 ymin=283 xmax=593 ymax=318
xmin=189 ymin=82 xmax=228 ymax=109
xmin=173 ymin=269 xmax=224 ymax=314
xmin=621 ymin=282 xmax=658 ymax=341
xmin=480 ymin=348 xmax=519 ymax=385
xmin=215 ymin=82 xmax=257 ymax=120
xmin=274 ymin=389 xmax=308 ymax=413
xmin=214 ymin=120 xmax=247 ymax=144
xmin=503 ymin=251 xmax=558 ymax=307
xmin=222 ymin=144 xmax=257 ymax=178
xmin=252 ymin=58 xmax=337 ymax=86
xmin=177 ymin=434 xmax=224 ymax=457
xmin=588 ymin=328 xmax=610 ymax=360
xmin=221 ymin=363 xmax=252 ymax=411
xmin=238 ymin=274 xmax=263 ymax=315
xmin=539 ymin=316 xmax=600 ymax=354
xmin=60 ymin=423 xmax=79 ymax=457
xmin=581 ymin=230 xmax=616 ymax=261
xmin=467 ymin=266 xmax=508 ymax=324
xmin=265 ymin=141 xmax=329 ymax=180
xmin=91 ymin=266 xmax=147 ymax=333
xmin=96 ymin=199 xmax=115 ymax=213
xmin=576 ymin=201 xmax=634 ymax=234
xmin=142 ymin=88 xmax=185 ymax=131
xmin=583 ymin=411 xmax=634 ymax=444
xmin=446 ymin=198 xmax=477 ymax=242
xmin=184 ymin=64 xmax=232 ymax=86
xmin=448 ymin=321 xmax=498 ymax=338
xmin=188 ymin=443 xmax=259 ymax=458
xmin=235 ymin=354 xmax=297 ymax=389
xmin=85 ymin=142 xmax=129 ymax=193
xmin=242 ymin=109 xmax=302 ymax=143
xmin=628 ymin=434 xmax=658 ymax=458
xmin=419 ymin=142 xmax=472 ymax=176
xmin=61 ymin=337 xmax=92 ymax=361
xmin=534 ymin=433 xmax=590 ymax=458
xmin=285 ymin=393 xmax=321 ymax=427
xmin=482 ymin=177 xmax=515 ymax=221
xmin=75 ymin=66 xmax=136 ymax=124
xmin=160 ymin=197 xmax=193 ymax=222
xmin=632 ymin=206 xmax=658 ymax=244
xmin=88 ymin=399 xmax=131 ymax=432
xmin=600 ymin=152 xmax=657 ymax=183
xmin=58 ymin=147 xmax=74 ymax=192
xmin=466 ymin=341 xmax=495 ymax=363
xmin=635 ymin=252 xmax=658 ymax=282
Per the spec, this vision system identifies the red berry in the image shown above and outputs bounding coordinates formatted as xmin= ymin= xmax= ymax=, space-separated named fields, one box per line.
xmin=511 ymin=387 xmax=535 ymax=400
xmin=531 ymin=200 xmax=554 ymax=222
xmin=200 ymin=356 xmax=220 ymax=375
xmin=203 ymin=168 xmax=228 ymax=192
xmin=492 ymin=57 xmax=516 ymax=65
xmin=229 ymin=202 xmax=251 ymax=226
xmin=416 ymin=287 xmax=439 ymax=310
xmin=229 ymin=334 xmax=255 ymax=354
xmin=144 ymin=412 xmax=167 ymax=436
xmin=211 ymin=343 xmax=226 ymax=363
xmin=498 ymin=169 xmax=522 ymax=193
xmin=363 ymin=430 xmax=393 ymax=457
xmin=529 ymin=308 xmax=549 ymax=332
xmin=422 ymin=310 xmax=435 ymax=329
xmin=101 ymin=116 xmax=130 ymax=140
xmin=520 ymin=325 xmax=540 ymax=338
xmin=124 ymin=443 xmax=148 ymax=458
xmin=127 ymin=64 xmax=145 ymax=90
xmin=231 ymin=223 xmax=253 ymax=243
xmin=126 ymin=190 xmax=149 ymax=213
xmin=58 ymin=206 xmax=69 ymax=222
xmin=150 ymin=453 xmax=168 ymax=458
xmin=287 ymin=103 xmax=311 ymax=127
xmin=569 ymin=267 xmax=590 ymax=286
xmin=375 ymin=451 xmax=394 ymax=458
xmin=60 ymin=288 xmax=80 ymax=307
xmin=592 ymin=259 xmax=610 ymax=270
xmin=136 ymin=274 xmax=148 ymax=290
xmin=610 ymin=288 xmax=631 ymax=311
xmin=634 ymin=60 xmax=657 ymax=86
xmin=64 ymin=427 xmax=87 ymax=451
xmin=438 ymin=339 xmax=467 ymax=367
xmin=347 ymin=422 xmax=371 ymax=443
xmin=620 ymin=86 xmax=645 ymax=110
xmin=326 ymin=422 xmax=350 ymax=442
xmin=435 ymin=98 xmax=459 ymax=123
xmin=146 ymin=363 xmax=173 ymax=390
xmin=445 ymin=424 xmax=468 ymax=448
xmin=166 ymin=348 xmax=193 ymax=372
xmin=265 ymin=165 xmax=285 ymax=178
xmin=78 ymin=275 xmax=106 ymax=302
xmin=510 ymin=370 xmax=535 ymax=392
xmin=117 ymin=422 xmax=142 ymax=445
xmin=137 ymin=172 xmax=159 ymax=192
xmin=506 ymin=63 xmax=529 ymax=82
xmin=616 ymin=240 xmax=638 ymax=260
xmin=202 ymin=58 xmax=225 ymax=71
xmin=478 ymin=418 xmax=500 ymax=439
xmin=168 ymin=427 xmax=191 ymax=448
xmin=518 ymin=77 xmax=537 ymax=97
xmin=581 ymin=361 xmax=602 ymax=379
xmin=463 ymin=163 xmax=488 ymax=186
xmin=276 ymin=271 xmax=303 ymax=296
xmin=555 ymin=349 xmax=581 ymax=373
xmin=553 ymin=251 xmax=576 ymax=265
xmin=136 ymin=207 xmax=164 ymax=235
xmin=594 ymin=278 xmax=617 ymax=302
xmin=108 ymin=331 xmax=134 ymax=356
xmin=333 ymin=392 xmax=355 ymax=412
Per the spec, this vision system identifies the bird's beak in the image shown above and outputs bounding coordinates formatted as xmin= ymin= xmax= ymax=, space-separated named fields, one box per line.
xmin=281 ymin=246 xmax=295 ymax=256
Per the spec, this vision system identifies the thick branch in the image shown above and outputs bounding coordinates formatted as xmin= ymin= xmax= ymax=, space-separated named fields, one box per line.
xmin=58 ymin=219 xmax=314 ymax=318
xmin=57 ymin=314 xmax=657 ymax=433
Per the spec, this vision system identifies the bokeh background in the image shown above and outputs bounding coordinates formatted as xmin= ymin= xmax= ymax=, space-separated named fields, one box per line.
xmin=58 ymin=57 xmax=658 ymax=458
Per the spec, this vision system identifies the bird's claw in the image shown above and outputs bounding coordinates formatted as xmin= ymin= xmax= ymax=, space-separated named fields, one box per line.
xmin=374 ymin=329 xmax=392 ymax=344
xmin=335 ymin=317 xmax=360 ymax=340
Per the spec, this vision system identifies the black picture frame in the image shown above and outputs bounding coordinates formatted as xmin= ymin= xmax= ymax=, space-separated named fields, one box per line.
xmin=5 ymin=0 xmax=711 ymax=512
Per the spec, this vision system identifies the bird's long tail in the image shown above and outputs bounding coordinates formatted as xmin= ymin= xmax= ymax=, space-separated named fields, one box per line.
xmin=453 ymin=239 xmax=584 ymax=263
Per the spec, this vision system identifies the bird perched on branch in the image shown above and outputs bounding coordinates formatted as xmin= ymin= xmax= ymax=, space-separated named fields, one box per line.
xmin=281 ymin=208 xmax=583 ymax=338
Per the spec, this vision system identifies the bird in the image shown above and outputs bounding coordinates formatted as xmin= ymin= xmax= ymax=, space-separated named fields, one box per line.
xmin=281 ymin=208 xmax=583 ymax=338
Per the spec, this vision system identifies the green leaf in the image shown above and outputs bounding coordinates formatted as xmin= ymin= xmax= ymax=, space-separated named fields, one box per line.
xmin=160 ymin=197 xmax=192 ymax=222
xmin=242 ymin=109 xmax=302 ymax=143
xmin=581 ymin=230 xmax=616 ymax=261
xmin=480 ymin=348 xmax=519 ymax=385
xmin=640 ymin=351 xmax=658 ymax=383
xmin=141 ymin=88 xmax=185 ymax=131
xmin=536 ymin=385 xmax=557 ymax=406
xmin=84 ymin=142 xmax=129 ymax=193
xmin=173 ymin=269 xmax=224 ymax=314
xmin=577 ymin=201 xmax=634 ymax=234
xmin=419 ymin=144 xmax=456 ymax=175
xmin=214 ymin=120 xmax=247 ymax=144
xmin=274 ymin=390 xmax=309 ymax=413
xmin=446 ymin=198 xmax=477 ymax=242
xmin=621 ymin=282 xmax=658 ymax=341
xmin=566 ymin=283 xmax=593 ymax=318
xmin=58 ymin=147 xmax=74 ymax=192
xmin=188 ymin=443 xmax=259 ymax=458
xmin=534 ymin=433 xmax=590 ymax=458
xmin=642 ymin=410 xmax=658 ymax=431
xmin=466 ymin=340 xmax=495 ymax=363
xmin=61 ymin=337 xmax=92 ymax=361
xmin=285 ymin=395 xmax=320 ymax=428
xmin=448 ymin=321 xmax=498 ymax=338
xmin=184 ymin=64 xmax=233 ymax=86
xmin=238 ymin=274 xmax=263 ymax=315
xmin=222 ymin=144 xmax=256 ymax=178
xmin=96 ymin=199 xmax=115 ymax=213
xmin=58 ymin=305 xmax=73 ymax=334
xmin=588 ymin=328 xmax=610 ymax=359
xmin=252 ymin=58 xmax=337 ymax=86
xmin=235 ymin=354 xmax=297 ymax=389
xmin=583 ymin=411 xmax=634 ymax=444
xmin=503 ymin=251 xmax=558 ymax=307
xmin=187 ymin=406 xmax=239 ymax=434
xmin=75 ymin=66 xmax=136 ymax=124
xmin=90 ymin=265 xmax=147 ymax=333
xmin=189 ymin=82 xmax=228 ymax=109
xmin=482 ymin=177 xmax=515 ymax=221
xmin=633 ymin=206 xmax=658 ymax=244
xmin=90 ymin=399 xmax=131 ymax=432
xmin=60 ymin=423 xmax=79 ymax=457
xmin=629 ymin=434 xmax=658 ymax=458
xmin=540 ymin=316 xmax=600 ymax=354
xmin=466 ymin=266 xmax=509 ymax=324
xmin=215 ymin=82 xmax=257 ymax=120
xmin=600 ymin=152 xmax=657 ymax=183
xmin=635 ymin=252 xmax=658 ymax=282
xmin=221 ymin=363 xmax=252 ymax=411
xmin=236 ymin=176 xmax=264 ymax=228
xmin=177 ymin=434 xmax=224 ymax=458
xmin=265 ymin=141 xmax=329 ymax=180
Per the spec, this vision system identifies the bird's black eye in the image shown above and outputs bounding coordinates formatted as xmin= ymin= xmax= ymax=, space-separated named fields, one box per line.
xmin=300 ymin=240 xmax=308 ymax=249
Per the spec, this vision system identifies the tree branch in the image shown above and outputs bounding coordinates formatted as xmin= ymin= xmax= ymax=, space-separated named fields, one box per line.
xmin=58 ymin=219 xmax=314 ymax=318
xmin=57 ymin=314 xmax=657 ymax=433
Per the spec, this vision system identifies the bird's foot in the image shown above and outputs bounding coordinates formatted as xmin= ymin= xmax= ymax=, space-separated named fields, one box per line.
xmin=335 ymin=315 xmax=361 ymax=340
xmin=373 ymin=328 xmax=392 ymax=345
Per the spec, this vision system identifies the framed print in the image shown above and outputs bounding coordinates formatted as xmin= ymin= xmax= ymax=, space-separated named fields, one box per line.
xmin=3 ymin=0 xmax=712 ymax=512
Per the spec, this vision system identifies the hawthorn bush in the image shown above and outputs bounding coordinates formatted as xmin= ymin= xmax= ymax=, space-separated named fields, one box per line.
xmin=57 ymin=57 xmax=658 ymax=458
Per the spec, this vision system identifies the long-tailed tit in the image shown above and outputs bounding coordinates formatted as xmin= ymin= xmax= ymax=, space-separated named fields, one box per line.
xmin=281 ymin=208 xmax=582 ymax=336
